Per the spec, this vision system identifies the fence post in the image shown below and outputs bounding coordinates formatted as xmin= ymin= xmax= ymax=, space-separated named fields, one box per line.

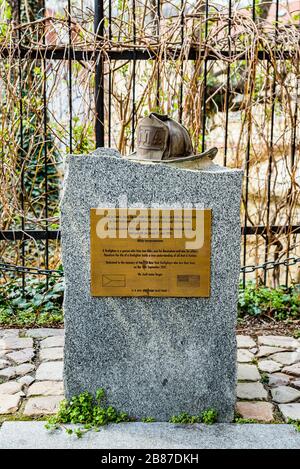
xmin=94 ymin=0 xmax=105 ymax=147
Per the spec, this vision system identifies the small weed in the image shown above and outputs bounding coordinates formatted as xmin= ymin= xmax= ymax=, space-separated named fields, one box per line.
xmin=234 ymin=417 xmax=259 ymax=424
xmin=288 ymin=419 xmax=300 ymax=432
xmin=169 ymin=409 xmax=217 ymax=425
xmin=74 ymin=428 xmax=83 ymax=438
xmin=141 ymin=417 xmax=156 ymax=423
xmin=201 ymin=409 xmax=218 ymax=425
xmin=0 ymin=414 xmax=46 ymax=424
xmin=169 ymin=412 xmax=200 ymax=424
xmin=45 ymin=388 xmax=132 ymax=437
xmin=260 ymin=372 xmax=269 ymax=384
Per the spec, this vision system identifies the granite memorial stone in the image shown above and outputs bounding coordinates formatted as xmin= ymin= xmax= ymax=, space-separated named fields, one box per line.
xmin=61 ymin=148 xmax=243 ymax=421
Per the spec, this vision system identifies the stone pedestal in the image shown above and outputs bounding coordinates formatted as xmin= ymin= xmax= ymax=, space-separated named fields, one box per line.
xmin=61 ymin=149 xmax=243 ymax=422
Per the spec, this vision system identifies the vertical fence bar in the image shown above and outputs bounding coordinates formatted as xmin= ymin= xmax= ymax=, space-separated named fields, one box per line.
xmin=264 ymin=0 xmax=279 ymax=285
xmin=131 ymin=0 xmax=136 ymax=152
xmin=95 ymin=0 xmax=105 ymax=147
xmin=223 ymin=0 xmax=232 ymax=167
xmin=17 ymin=0 xmax=25 ymax=294
xmin=290 ymin=59 xmax=299 ymax=174
xmin=108 ymin=0 xmax=112 ymax=147
xmin=242 ymin=1 xmax=256 ymax=288
xmin=42 ymin=2 xmax=49 ymax=285
xmin=156 ymin=0 xmax=160 ymax=110
xmin=201 ymin=0 xmax=209 ymax=152
xmin=68 ymin=0 xmax=73 ymax=153
xmin=285 ymin=55 xmax=299 ymax=285
xmin=178 ymin=0 xmax=184 ymax=123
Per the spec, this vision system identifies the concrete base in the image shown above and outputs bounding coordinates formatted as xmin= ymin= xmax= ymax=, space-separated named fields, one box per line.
xmin=0 ymin=421 xmax=299 ymax=449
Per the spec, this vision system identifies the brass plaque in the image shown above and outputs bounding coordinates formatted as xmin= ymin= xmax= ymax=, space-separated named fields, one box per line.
xmin=90 ymin=208 xmax=211 ymax=297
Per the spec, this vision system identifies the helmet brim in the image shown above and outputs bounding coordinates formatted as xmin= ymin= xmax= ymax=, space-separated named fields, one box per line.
xmin=126 ymin=146 xmax=218 ymax=163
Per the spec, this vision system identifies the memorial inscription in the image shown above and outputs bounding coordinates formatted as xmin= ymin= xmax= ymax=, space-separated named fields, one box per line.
xmin=90 ymin=208 xmax=211 ymax=297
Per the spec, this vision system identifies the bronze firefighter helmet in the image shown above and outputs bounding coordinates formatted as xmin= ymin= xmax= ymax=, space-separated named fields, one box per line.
xmin=127 ymin=112 xmax=218 ymax=163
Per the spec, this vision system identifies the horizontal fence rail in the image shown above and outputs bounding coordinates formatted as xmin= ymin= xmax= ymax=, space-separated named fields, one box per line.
xmin=1 ymin=225 xmax=300 ymax=241
xmin=1 ymin=255 xmax=300 ymax=277
xmin=1 ymin=48 xmax=298 ymax=61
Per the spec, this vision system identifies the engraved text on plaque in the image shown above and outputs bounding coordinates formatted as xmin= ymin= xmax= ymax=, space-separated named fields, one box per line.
xmin=90 ymin=208 xmax=211 ymax=297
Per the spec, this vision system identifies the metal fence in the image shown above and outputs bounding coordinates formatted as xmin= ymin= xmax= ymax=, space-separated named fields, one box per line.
xmin=0 ymin=0 xmax=299 ymax=290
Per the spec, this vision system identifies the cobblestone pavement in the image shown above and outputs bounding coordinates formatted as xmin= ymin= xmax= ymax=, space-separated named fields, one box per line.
xmin=0 ymin=329 xmax=300 ymax=422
